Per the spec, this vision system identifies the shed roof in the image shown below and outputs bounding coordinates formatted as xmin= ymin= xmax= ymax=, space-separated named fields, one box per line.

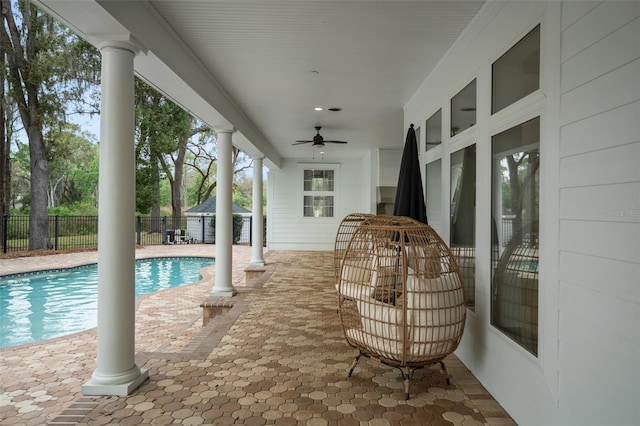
xmin=186 ymin=197 xmax=251 ymax=215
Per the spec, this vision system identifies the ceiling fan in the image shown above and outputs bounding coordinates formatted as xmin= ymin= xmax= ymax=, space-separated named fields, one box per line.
xmin=292 ymin=126 xmax=348 ymax=147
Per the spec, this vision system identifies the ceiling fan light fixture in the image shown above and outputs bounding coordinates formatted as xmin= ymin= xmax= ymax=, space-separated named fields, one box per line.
xmin=314 ymin=107 xmax=323 ymax=111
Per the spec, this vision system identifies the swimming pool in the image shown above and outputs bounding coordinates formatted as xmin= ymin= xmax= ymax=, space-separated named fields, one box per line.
xmin=0 ymin=257 xmax=214 ymax=348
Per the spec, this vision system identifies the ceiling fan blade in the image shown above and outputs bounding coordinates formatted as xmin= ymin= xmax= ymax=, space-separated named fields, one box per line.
xmin=292 ymin=140 xmax=313 ymax=145
xmin=324 ymin=140 xmax=348 ymax=144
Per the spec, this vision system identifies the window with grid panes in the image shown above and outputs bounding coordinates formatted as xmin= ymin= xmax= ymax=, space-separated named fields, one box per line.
xmin=303 ymin=169 xmax=335 ymax=217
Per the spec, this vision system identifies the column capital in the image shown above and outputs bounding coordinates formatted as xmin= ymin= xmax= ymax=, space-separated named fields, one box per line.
xmin=92 ymin=33 xmax=147 ymax=55
xmin=213 ymin=127 xmax=236 ymax=135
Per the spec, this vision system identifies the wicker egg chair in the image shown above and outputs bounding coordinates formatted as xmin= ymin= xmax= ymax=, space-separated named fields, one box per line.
xmin=335 ymin=214 xmax=466 ymax=399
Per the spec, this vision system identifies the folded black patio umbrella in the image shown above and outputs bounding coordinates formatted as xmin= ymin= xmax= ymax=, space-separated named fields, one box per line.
xmin=393 ymin=124 xmax=428 ymax=224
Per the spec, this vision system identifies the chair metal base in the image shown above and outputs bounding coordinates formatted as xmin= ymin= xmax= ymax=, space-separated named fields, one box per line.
xmin=348 ymin=350 xmax=450 ymax=400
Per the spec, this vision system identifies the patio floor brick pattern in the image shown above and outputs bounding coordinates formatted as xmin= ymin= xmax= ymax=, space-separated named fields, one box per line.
xmin=0 ymin=246 xmax=515 ymax=425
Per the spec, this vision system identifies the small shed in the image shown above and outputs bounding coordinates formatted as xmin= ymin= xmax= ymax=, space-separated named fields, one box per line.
xmin=185 ymin=197 xmax=252 ymax=243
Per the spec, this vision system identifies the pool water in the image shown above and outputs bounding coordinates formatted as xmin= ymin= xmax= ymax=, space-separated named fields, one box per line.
xmin=0 ymin=257 xmax=213 ymax=348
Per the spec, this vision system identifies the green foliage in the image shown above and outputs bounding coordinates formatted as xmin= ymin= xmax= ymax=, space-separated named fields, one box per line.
xmin=47 ymin=206 xmax=77 ymax=216
xmin=5 ymin=215 xmax=28 ymax=240
xmin=501 ymin=179 xmax=512 ymax=214
xmin=135 ymin=161 xmax=156 ymax=214
xmin=2 ymin=0 xmax=101 ymax=250
xmin=46 ymin=203 xmax=97 ymax=216
xmin=45 ymin=123 xmax=99 ymax=206
xmin=10 ymin=142 xmax=30 ymax=207
xmin=232 ymin=171 xmax=253 ymax=210
xmin=134 ymin=78 xmax=192 ymax=213
xmin=3 ymin=3 xmax=260 ymax=222
xmin=232 ymin=191 xmax=250 ymax=210
xmin=159 ymin=180 xmax=171 ymax=206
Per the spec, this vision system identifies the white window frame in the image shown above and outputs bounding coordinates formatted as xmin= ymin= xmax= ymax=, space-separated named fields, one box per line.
xmin=299 ymin=164 xmax=339 ymax=219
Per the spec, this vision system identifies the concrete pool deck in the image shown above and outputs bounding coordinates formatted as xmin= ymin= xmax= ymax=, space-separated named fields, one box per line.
xmin=0 ymin=245 xmax=514 ymax=425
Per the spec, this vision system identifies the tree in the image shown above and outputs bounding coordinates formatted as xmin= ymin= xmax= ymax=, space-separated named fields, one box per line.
xmin=45 ymin=122 xmax=98 ymax=207
xmin=1 ymin=0 xmax=99 ymax=249
xmin=0 ymin=24 xmax=8 ymax=234
xmin=186 ymin=132 xmax=252 ymax=206
xmin=134 ymin=79 xmax=253 ymax=228
xmin=232 ymin=171 xmax=253 ymax=210
xmin=158 ymin=120 xmax=208 ymax=229
xmin=9 ymin=140 xmax=28 ymax=208
xmin=135 ymin=78 xmax=194 ymax=231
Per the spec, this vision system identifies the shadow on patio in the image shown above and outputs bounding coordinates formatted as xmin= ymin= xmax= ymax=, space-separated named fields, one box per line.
xmin=0 ymin=246 xmax=514 ymax=425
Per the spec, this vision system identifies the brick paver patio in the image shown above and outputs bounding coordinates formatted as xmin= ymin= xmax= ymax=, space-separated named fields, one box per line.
xmin=0 ymin=245 xmax=514 ymax=425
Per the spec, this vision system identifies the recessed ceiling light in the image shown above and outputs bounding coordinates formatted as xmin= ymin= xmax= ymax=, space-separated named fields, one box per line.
xmin=314 ymin=107 xmax=323 ymax=111
xmin=328 ymin=107 xmax=342 ymax=112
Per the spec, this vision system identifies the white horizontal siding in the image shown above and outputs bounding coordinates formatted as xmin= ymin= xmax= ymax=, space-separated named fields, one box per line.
xmin=559 ymin=101 xmax=639 ymax=158
xmin=560 ymin=281 xmax=639 ymax=344
xmin=268 ymin=158 xmax=368 ymax=250
xmin=558 ymin=310 xmax=640 ymax=426
xmin=559 ymin=251 xmax=639 ymax=304
xmin=560 ymin=182 xmax=640 ymax=223
xmin=561 ymin=1 xmax=639 ymax=62
xmin=560 ymin=220 xmax=639 ymax=266
xmin=561 ymin=17 xmax=640 ymax=93
xmin=558 ymin=1 xmax=640 ymax=424
xmin=560 ymin=59 xmax=640 ymax=125
xmin=560 ymin=142 xmax=640 ymax=188
xmin=560 ymin=1 xmax=600 ymax=31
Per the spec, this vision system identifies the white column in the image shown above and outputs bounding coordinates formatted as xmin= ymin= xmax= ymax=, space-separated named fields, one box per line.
xmin=211 ymin=129 xmax=236 ymax=296
xmin=82 ymin=41 xmax=148 ymax=396
xmin=250 ymin=157 xmax=265 ymax=266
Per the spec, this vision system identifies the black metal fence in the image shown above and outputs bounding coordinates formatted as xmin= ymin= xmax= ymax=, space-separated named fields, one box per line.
xmin=1 ymin=214 xmax=264 ymax=255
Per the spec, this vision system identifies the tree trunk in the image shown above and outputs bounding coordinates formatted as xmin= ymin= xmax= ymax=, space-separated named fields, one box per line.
xmin=0 ymin=44 xmax=8 ymax=233
xmin=2 ymin=1 xmax=52 ymax=250
xmin=506 ymin=155 xmax=521 ymax=216
xmin=28 ymin=126 xmax=52 ymax=249
xmin=170 ymin=141 xmax=186 ymax=229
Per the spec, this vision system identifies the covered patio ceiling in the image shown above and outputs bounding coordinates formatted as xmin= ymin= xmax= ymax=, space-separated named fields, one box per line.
xmin=36 ymin=0 xmax=485 ymax=169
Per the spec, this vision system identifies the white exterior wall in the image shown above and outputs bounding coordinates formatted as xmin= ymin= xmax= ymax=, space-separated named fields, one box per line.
xmin=557 ymin=2 xmax=639 ymax=425
xmin=405 ymin=1 xmax=639 ymax=425
xmin=267 ymin=156 xmax=373 ymax=250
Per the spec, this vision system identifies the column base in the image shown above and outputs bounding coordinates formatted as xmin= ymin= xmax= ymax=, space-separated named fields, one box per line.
xmin=210 ymin=287 xmax=237 ymax=297
xmin=81 ymin=368 xmax=149 ymax=396
xmin=249 ymin=259 xmax=266 ymax=266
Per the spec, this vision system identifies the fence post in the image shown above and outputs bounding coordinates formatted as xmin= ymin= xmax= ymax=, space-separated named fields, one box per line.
xmin=54 ymin=215 xmax=59 ymax=251
xmin=2 ymin=215 xmax=7 ymax=254
xmin=136 ymin=216 xmax=142 ymax=246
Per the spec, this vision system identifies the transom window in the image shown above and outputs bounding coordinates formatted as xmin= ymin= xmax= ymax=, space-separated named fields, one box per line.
xmin=426 ymin=109 xmax=442 ymax=151
xmin=492 ymin=25 xmax=540 ymax=114
xmin=303 ymin=169 xmax=335 ymax=217
xmin=451 ymin=79 xmax=477 ymax=137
